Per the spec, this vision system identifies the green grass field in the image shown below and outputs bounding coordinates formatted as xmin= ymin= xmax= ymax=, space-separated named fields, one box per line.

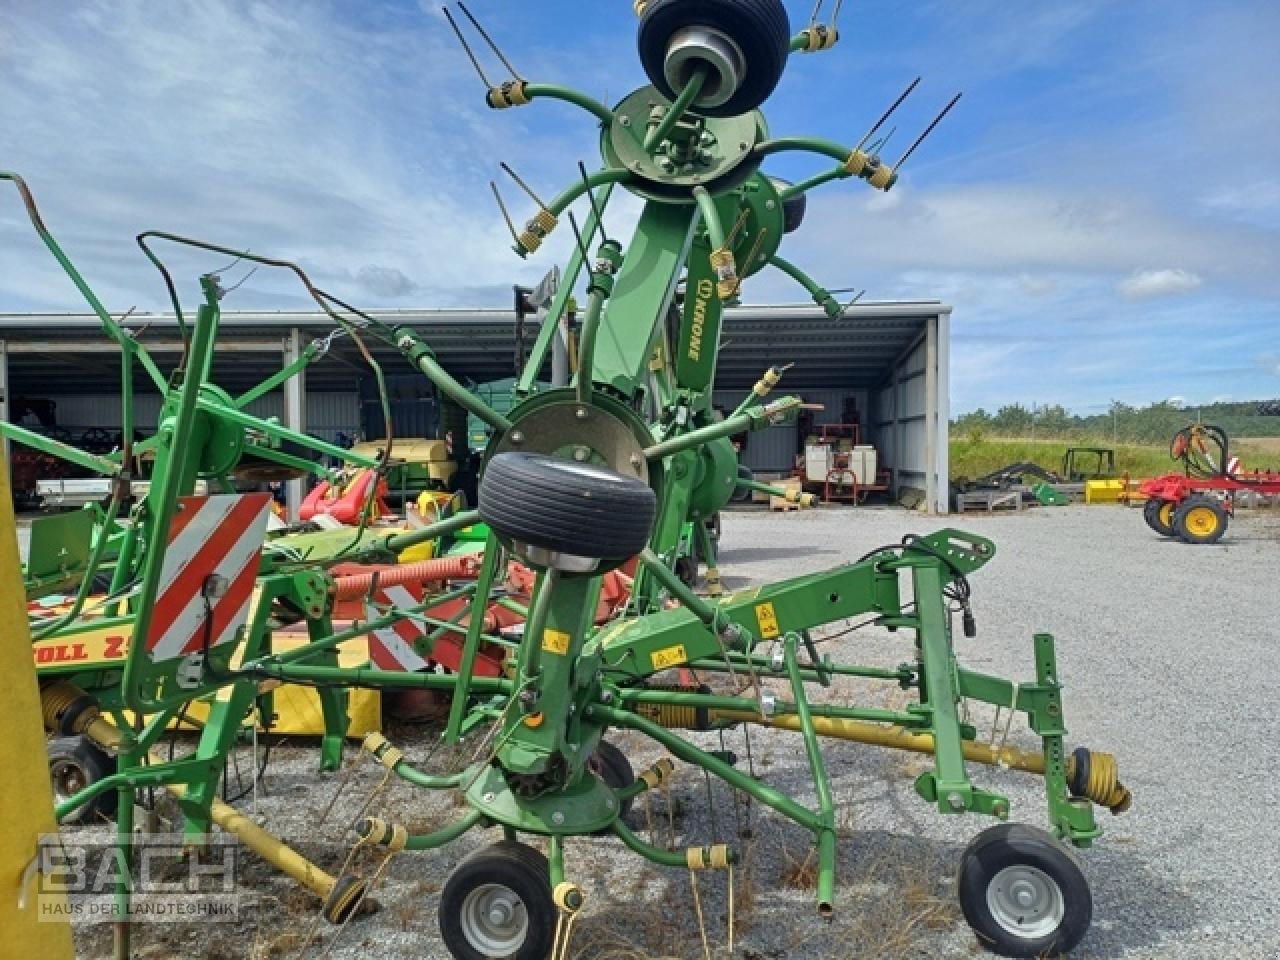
xmin=948 ymin=435 xmax=1280 ymax=481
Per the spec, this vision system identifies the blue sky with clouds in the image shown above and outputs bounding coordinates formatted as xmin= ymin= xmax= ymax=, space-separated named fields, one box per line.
xmin=2 ymin=1 xmax=1277 ymax=413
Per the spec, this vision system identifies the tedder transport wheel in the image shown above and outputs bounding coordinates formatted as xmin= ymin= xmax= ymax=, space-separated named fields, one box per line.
xmin=1142 ymin=498 xmax=1176 ymax=537
xmin=47 ymin=735 xmax=117 ymax=825
xmin=589 ymin=739 xmax=636 ymax=833
xmin=439 ymin=841 xmax=555 ymax=960
xmin=1172 ymin=494 xmax=1228 ymax=545
xmin=769 ymin=177 xmax=808 ymax=233
xmin=638 ymin=0 xmax=791 ymax=118
xmin=957 ymin=824 xmax=1092 ymax=958
xmin=478 ymin=453 xmax=657 ymax=562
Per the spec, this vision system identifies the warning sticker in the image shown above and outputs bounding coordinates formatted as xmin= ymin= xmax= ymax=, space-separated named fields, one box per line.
xmin=650 ymin=644 xmax=688 ymax=671
xmin=542 ymin=628 xmax=572 ymax=656
xmin=754 ymin=602 xmax=781 ymax=639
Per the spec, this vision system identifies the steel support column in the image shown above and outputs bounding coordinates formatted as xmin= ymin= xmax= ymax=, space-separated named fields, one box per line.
xmin=283 ymin=328 xmax=306 ymax=520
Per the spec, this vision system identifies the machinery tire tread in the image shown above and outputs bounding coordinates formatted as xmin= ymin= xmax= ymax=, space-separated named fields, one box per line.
xmin=478 ymin=452 xmax=657 ymax=559
xmin=638 ymin=0 xmax=791 ymax=118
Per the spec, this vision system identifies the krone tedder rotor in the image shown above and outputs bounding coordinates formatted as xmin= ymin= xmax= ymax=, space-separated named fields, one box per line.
xmin=4 ymin=3 xmax=1133 ymax=958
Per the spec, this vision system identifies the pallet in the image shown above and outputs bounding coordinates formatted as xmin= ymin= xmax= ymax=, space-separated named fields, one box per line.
xmin=955 ymin=490 xmax=1025 ymax=513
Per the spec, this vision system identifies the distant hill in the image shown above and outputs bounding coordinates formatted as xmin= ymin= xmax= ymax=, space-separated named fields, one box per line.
xmin=953 ymin=400 xmax=1280 ymax=444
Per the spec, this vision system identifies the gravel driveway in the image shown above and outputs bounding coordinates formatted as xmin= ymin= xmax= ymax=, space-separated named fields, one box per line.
xmin=59 ymin=504 xmax=1279 ymax=959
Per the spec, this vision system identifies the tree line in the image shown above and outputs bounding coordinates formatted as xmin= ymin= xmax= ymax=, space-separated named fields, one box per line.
xmin=954 ymin=400 xmax=1280 ymax=444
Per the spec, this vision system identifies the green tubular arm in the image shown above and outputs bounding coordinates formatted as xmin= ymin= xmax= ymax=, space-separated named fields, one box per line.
xmin=515 ymin=181 xmax=616 ymax=396
xmin=779 ymin=166 xmax=848 ymax=200
xmin=754 ymin=136 xmax=851 ymax=165
xmin=1 ymin=171 xmax=166 ymax=434
xmin=546 ymin=168 xmax=632 ymax=219
xmin=190 ymin=397 xmax=379 ymax=468
xmin=643 ymin=396 xmax=802 ymax=460
xmin=521 ymin=83 xmax=616 ymax=126
xmin=643 ymin=67 xmax=707 ymax=151
xmin=692 ymin=185 xmax=726 ymax=249
xmin=0 ymin=421 xmax=121 ymax=476
xmin=236 ymin=341 xmax=320 ymax=408
xmin=379 ymin=324 xmax=511 ymax=432
xmin=768 ymin=255 xmax=841 ymax=317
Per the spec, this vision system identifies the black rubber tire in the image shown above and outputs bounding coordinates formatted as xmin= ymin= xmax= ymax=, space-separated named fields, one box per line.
xmin=706 ymin=511 xmax=722 ymax=544
xmin=439 ymin=841 xmax=554 ymax=960
xmin=769 ymin=177 xmax=807 ymax=233
xmin=589 ymin=739 xmax=636 ymax=831
xmin=957 ymin=824 xmax=1092 ymax=958
xmin=48 ymin=735 xmax=117 ymax=825
xmin=729 ymin=463 xmax=753 ymax=504
xmin=1172 ymin=494 xmax=1228 ymax=545
xmin=1142 ymin=498 xmax=1175 ymax=537
xmin=478 ymin=452 xmax=656 ymax=560
xmin=638 ymin=0 xmax=791 ymax=118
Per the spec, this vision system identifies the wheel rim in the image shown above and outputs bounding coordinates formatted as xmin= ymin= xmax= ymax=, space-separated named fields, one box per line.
xmin=460 ymin=883 xmax=529 ymax=955
xmin=50 ymin=758 xmax=88 ymax=806
xmin=1184 ymin=505 xmax=1219 ymax=536
xmin=1158 ymin=503 xmax=1174 ymax=528
xmin=986 ymin=864 xmax=1065 ymax=940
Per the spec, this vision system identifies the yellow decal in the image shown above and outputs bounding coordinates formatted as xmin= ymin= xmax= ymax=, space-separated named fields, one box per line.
xmin=686 ymin=278 xmax=715 ymax=362
xmin=32 ymin=626 xmax=131 ymax=668
xmin=542 ymin=628 xmax=571 ymax=656
xmin=755 ymin=602 xmax=780 ymax=640
xmin=650 ymin=644 xmax=688 ymax=671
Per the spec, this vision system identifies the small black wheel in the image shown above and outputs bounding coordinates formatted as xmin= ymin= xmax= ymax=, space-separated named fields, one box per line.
xmin=769 ymin=177 xmax=807 ymax=233
xmin=478 ymin=453 xmax=656 ymax=563
xmin=957 ymin=824 xmax=1092 ymax=958
xmin=729 ymin=464 xmax=753 ymax=503
xmin=638 ymin=0 xmax=791 ymax=118
xmin=321 ymin=873 xmax=368 ymax=924
xmin=439 ymin=841 xmax=554 ymax=960
xmin=588 ymin=739 xmax=636 ymax=831
xmin=1142 ymin=498 xmax=1175 ymax=537
xmin=48 ymin=736 xmax=117 ymax=824
xmin=1172 ymin=494 xmax=1228 ymax=544
xmin=706 ymin=511 xmax=722 ymax=544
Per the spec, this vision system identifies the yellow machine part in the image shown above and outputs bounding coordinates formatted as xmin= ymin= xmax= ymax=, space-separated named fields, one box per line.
xmin=0 ymin=456 xmax=75 ymax=956
xmin=173 ymin=631 xmax=382 ymax=737
xmin=33 ymin=624 xmax=381 ymax=738
xmin=352 ymin=438 xmax=457 ymax=483
xmin=713 ymin=710 xmax=1131 ymax=813
xmin=1084 ymin=479 xmax=1127 ymax=504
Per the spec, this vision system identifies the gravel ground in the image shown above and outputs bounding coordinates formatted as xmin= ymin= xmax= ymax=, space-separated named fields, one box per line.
xmin=51 ymin=504 xmax=1280 ymax=960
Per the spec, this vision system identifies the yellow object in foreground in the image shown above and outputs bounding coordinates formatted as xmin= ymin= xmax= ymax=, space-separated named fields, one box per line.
xmin=0 ymin=453 xmax=75 ymax=957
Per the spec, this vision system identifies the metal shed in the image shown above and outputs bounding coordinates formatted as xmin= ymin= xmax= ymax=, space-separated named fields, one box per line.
xmin=0 ymin=301 xmax=951 ymax=512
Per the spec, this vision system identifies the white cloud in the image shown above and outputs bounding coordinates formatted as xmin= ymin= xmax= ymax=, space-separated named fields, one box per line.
xmin=1116 ymin=268 xmax=1204 ymax=300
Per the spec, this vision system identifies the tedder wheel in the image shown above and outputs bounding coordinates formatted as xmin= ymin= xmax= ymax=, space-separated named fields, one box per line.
xmin=1172 ymin=494 xmax=1228 ymax=545
xmin=769 ymin=177 xmax=808 ymax=233
xmin=637 ymin=0 xmax=791 ymax=118
xmin=478 ymin=452 xmax=657 ymax=562
xmin=439 ymin=841 xmax=555 ymax=960
xmin=957 ymin=824 xmax=1092 ymax=958
xmin=588 ymin=739 xmax=636 ymax=833
xmin=1142 ymin=498 xmax=1176 ymax=537
xmin=47 ymin=735 xmax=117 ymax=825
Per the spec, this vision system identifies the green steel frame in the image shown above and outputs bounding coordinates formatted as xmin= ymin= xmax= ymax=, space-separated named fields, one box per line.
xmin=4 ymin=8 xmax=1129 ymax=958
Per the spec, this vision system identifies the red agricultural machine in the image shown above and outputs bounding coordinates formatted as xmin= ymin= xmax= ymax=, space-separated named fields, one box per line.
xmin=1140 ymin=425 xmax=1280 ymax=544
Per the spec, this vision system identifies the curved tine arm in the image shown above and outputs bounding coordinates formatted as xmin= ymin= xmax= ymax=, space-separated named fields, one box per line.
xmin=545 ymin=167 xmax=632 ymax=218
xmin=768 ymin=255 xmax=841 ymax=318
xmin=0 ymin=173 xmax=167 ymax=394
xmin=522 ymin=83 xmax=617 ymax=126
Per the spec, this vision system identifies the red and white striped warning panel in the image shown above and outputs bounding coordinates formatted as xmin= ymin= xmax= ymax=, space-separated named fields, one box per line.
xmin=145 ymin=494 xmax=273 ymax=663
xmin=364 ymin=583 xmax=430 ymax=672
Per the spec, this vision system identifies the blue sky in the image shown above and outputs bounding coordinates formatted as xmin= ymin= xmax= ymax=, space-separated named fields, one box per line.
xmin=2 ymin=1 xmax=1277 ymax=413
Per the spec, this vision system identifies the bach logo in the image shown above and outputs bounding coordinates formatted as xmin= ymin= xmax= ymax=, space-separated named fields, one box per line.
xmin=29 ymin=833 xmax=241 ymax=923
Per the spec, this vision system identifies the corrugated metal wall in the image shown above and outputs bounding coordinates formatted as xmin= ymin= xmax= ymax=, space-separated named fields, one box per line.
xmin=48 ymin=392 xmax=359 ymax=444
xmin=870 ymin=313 xmax=950 ymax=513
xmin=712 ymin=388 xmax=869 ymax=475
